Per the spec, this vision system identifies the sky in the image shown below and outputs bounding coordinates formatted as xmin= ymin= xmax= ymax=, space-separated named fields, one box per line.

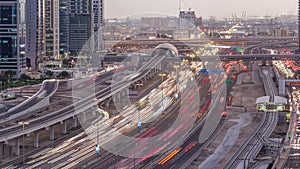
xmin=105 ymin=0 xmax=297 ymax=19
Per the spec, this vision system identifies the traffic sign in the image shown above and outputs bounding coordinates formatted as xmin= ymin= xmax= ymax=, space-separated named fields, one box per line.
xmin=96 ymin=144 xmax=100 ymax=154
xmin=225 ymin=80 xmax=232 ymax=84
xmin=175 ymin=93 xmax=179 ymax=99
xmin=200 ymin=69 xmax=207 ymax=74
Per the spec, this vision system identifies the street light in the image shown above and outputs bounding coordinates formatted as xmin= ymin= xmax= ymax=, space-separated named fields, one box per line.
xmin=96 ymin=120 xmax=100 ymax=156
xmin=173 ymin=64 xmax=180 ymax=87
xmin=159 ymin=73 xmax=167 ymax=114
xmin=182 ymin=59 xmax=188 ymax=66
xmin=136 ymin=83 xmax=143 ymax=91
xmin=190 ymin=54 xmax=195 ymax=63
xmin=134 ymin=142 xmax=138 ymax=169
xmin=18 ymin=121 xmax=29 ymax=168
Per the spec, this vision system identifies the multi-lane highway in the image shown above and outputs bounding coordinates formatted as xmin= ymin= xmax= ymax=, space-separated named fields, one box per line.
xmin=5 ymin=57 xmax=221 ymax=169
xmin=0 ymin=46 xmax=176 ymax=145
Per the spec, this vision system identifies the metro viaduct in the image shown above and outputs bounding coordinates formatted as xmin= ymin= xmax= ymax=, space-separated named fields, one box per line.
xmin=102 ymin=54 xmax=300 ymax=63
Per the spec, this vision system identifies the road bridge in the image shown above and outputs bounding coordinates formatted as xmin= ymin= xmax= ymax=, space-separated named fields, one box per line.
xmin=102 ymin=54 xmax=300 ymax=63
xmin=0 ymin=44 xmax=179 ymax=157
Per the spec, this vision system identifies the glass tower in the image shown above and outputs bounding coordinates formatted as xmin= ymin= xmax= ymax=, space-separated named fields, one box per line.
xmin=0 ymin=0 xmax=26 ymax=78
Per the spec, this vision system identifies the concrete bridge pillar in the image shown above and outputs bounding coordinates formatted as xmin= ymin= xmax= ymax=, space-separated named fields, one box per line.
xmin=0 ymin=143 xmax=8 ymax=158
xmin=1 ymin=143 xmax=11 ymax=158
xmin=62 ymin=121 xmax=67 ymax=135
xmin=0 ymin=143 xmax=3 ymax=158
xmin=49 ymin=126 xmax=55 ymax=140
xmin=15 ymin=138 xmax=20 ymax=156
xmin=81 ymin=112 xmax=87 ymax=123
xmin=120 ymin=89 xmax=126 ymax=97
xmin=279 ymin=79 xmax=286 ymax=96
xmin=131 ymin=84 xmax=136 ymax=90
xmin=105 ymin=98 xmax=111 ymax=107
xmin=92 ymin=110 xmax=96 ymax=116
xmin=73 ymin=117 xmax=78 ymax=128
xmin=116 ymin=92 xmax=121 ymax=99
xmin=34 ymin=132 xmax=39 ymax=148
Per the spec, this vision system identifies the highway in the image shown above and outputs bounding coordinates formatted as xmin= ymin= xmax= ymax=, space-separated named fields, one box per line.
xmin=86 ymin=61 xmax=225 ymax=168
xmin=11 ymin=60 xmax=211 ymax=169
xmin=10 ymin=70 xmax=188 ymax=168
xmin=1 ymin=42 xmax=275 ymax=168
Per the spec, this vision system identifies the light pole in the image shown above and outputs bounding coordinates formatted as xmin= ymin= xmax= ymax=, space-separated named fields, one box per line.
xmin=96 ymin=121 xmax=100 ymax=157
xmin=136 ymin=83 xmax=143 ymax=92
xmin=18 ymin=121 xmax=29 ymax=168
xmin=173 ymin=64 xmax=181 ymax=143
xmin=159 ymin=73 xmax=167 ymax=114
xmin=173 ymin=65 xmax=180 ymax=104
xmin=134 ymin=142 xmax=138 ymax=169
xmin=182 ymin=59 xmax=188 ymax=65
xmin=136 ymin=83 xmax=143 ymax=129
xmin=190 ymin=54 xmax=195 ymax=63
xmin=173 ymin=65 xmax=180 ymax=92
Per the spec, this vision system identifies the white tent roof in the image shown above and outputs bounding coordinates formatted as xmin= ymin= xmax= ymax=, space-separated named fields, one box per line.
xmin=274 ymin=96 xmax=288 ymax=104
xmin=256 ymin=96 xmax=270 ymax=104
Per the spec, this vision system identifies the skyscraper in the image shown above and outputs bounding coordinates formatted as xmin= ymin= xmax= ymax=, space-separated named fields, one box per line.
xmin=68 ymin=0 xmax=93 ymax=55
xmin=26 ymin=0 xmax=60 ymax=70
xmin=59 ymin=0 xmax=70 ymax=56
xmin=69 ymin=13 xmax=92 ymax=55
xmin=45 ymin=0 xmax=60 ymax=59
xmin=0 ymin=0 xmax=26 ymax=78
xmin=93 ymin=0 xmax=104 ymax=31
xmin=92 ymin=0 xmax=104 ymax=50
xmin=26 ymin=0 xmax=46 ymax=70
xmin=179 ymin=10 xmax=196 ymax=29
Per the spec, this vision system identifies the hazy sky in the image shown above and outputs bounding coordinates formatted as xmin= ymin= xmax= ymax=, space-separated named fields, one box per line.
xmin=105 ymin=0 xmax=297 ymax=19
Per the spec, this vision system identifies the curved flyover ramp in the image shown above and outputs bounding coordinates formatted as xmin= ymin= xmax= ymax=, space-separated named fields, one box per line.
xmin=0 ymin=79 xmax=58 ymax=121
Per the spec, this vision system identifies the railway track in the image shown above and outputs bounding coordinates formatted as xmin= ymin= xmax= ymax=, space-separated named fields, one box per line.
xmin=224 ymin=66 xmax=278 ymax=169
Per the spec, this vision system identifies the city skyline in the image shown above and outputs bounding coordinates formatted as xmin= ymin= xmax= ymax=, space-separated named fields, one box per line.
xmin=105 ymin=0 xmax=298 ymax=19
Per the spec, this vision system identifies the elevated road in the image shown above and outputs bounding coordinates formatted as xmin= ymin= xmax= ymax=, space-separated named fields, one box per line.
xmin=0 ymin=45 xmax=176 ymax=143
xmin=0 ymin=80 xmax=58 ymax=120
xmin=102 ymin=54 xmax=300 ymax=64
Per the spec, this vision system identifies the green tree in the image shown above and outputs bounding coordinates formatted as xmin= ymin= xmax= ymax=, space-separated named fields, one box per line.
xmin=58 ymin=71 xmax=70 ymax=78
xmin=45 ymin=70 xmax=54 ymax=78
xmin=4 ymin=70 xmax=15 ymax=80
xmin=20 ymin=74 xmax=31 ymax=82
xmin=0 ymin=74 xmax=8 ymax=89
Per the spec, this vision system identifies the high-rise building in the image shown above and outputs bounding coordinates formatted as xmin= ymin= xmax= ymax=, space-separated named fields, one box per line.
xmin=92 ymin=0 xmax=104 ymax=50
xmin=68 ymin=0 xmax=93 ymax=55
xmin=26 ymin=0 xmax=46 ymax=70
xmin=0 ymin=0 xmax=26 ymax=78
xmin=45 ymin=0 xmax=60 ymax=59
xmin=59 ymin=0 xmax=100 ymax=56
xmin=59 ymin=0 xmax=70 ymax=56
xmin=69 ymin=14 xmax=92 ymax=55
xmin=92 ymin=0 xmax=104 ymax=31
xmin=179 ymin=10 xmax=196 ymax=29
xmin=26 ymin=0 xmax=60 ymax=70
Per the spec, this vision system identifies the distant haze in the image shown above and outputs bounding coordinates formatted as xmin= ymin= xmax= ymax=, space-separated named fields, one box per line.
xmin=105 ymin=0 xmax=297 ymax=19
